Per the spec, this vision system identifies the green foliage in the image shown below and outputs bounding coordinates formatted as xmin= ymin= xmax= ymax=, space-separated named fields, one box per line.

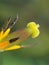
xmin=0 ymin=0 xmax=49 ymax=65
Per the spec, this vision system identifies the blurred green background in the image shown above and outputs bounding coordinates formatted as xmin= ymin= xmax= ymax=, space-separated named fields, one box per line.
xmin=0 ymin=0 xmax=49 ymax=65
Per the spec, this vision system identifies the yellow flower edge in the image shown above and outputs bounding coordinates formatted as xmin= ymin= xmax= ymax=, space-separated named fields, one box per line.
xmin=5 ymin=45 xmax=21 ymax=51
xmin=27 ymin=22 xmax=40 ymax=38
xmin=0 ymin=28 xmax=10 ymax=41
xmin=0 ymin=21 xmax=40 ymax=51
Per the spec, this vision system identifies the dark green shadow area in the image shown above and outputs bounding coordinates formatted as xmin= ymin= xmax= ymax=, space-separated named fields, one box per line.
xmin=1 ymin=51 xmax=49 ymax=65
xmin=0 ymin=53 xmax=3 ymax=65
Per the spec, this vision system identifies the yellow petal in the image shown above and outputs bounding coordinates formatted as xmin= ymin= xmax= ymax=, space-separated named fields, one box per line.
xmin=0 ymin=41 xmax=9 ymax=49
xmin=0 ymin=30 xmax=3 ymax=37
xmin=32 ymin=28 xmax=40 ymax=38
xmin=0 ymin=30 xmax=3 ymax=36
xmin=27 ymin=22 xmax=40 ymax=38
xmin=5 ymin=45 xmax=21 ymax=51
xmin=0 ymin=30 xmax=4 ymax=41
xmin=0 ymin=28 xmax=10 ymax=41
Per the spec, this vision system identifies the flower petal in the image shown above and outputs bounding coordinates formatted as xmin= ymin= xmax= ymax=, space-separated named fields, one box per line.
xmin=27 ymin=22 xmax=40 ymax=38
xmin=0 ymin=28 xmax=10 ymax=41
xmin=5 ymin=45 xmax=21 ymax=51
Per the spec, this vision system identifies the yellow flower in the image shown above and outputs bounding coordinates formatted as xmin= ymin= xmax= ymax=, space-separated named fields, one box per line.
xmin=0 ymin=28 xmax=10 ymax=41
xmin=0 ymin=16 xmax=21 ymax=51
xmin=5 ymin=45 xmax=21 ymax=51
xmin=27 ymin=22 xmax=40 ymax=38
xmin=0 ymin=16 xmax=40 ymax=52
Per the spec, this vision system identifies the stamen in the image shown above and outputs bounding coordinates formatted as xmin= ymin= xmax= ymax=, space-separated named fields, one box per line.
xmin=0 ymin=15 xmax=18 ymax=41
xmin=2 ymin=16 xmax=12 ymax=31
xmin=9 ymin=15 xmax=18 ymax=28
